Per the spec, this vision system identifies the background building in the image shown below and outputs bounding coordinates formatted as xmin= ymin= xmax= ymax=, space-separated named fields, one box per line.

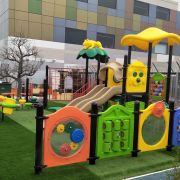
xmin=0 ymin=0 xmax=180 ymax=82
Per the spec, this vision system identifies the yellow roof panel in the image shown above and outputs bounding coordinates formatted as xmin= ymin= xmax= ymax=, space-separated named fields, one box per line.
xmin=121 ymin=27 xmax=180 ymax=50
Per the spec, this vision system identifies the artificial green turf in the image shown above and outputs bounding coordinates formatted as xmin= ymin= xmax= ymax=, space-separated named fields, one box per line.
xmin=47 ymin=100 xmax=69 ymax=108
xmin=2 ymin=109 xmax=179 ymax=179
xmin=9 ymin=109 xmax=50 ymax=133
xmin=0 ymin=118 xmax=99 ymax=180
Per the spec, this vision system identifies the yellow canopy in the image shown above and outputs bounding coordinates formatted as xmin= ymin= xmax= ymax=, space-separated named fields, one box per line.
xmin=121 ymin=27 xmax=180 ymax=50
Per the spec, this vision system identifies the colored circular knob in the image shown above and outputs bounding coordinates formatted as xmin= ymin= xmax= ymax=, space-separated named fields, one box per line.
xmin=70 ymin=129 xmax=84 ymax=143
xmin=65 ymin=122 xmax=75 ymax=133
xmin=56 ymin=124 xmax=65 ymax=134
xmin=60 ymin=143 xmax=71 ymax=156
xmin=70 ymin=142 xmax=79 ymax=150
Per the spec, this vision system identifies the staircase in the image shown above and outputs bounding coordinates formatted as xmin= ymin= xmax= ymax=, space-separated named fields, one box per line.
xmin=73 ymin=81 xmax=96 ymax=99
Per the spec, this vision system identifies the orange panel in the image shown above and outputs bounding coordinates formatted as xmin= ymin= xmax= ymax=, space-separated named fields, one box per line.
xmin=44 ymin=106 xmax=90 ymax=168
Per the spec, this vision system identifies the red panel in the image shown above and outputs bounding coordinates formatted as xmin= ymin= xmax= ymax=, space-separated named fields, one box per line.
xmin=43 ymin=106 xmax=90 ymax=167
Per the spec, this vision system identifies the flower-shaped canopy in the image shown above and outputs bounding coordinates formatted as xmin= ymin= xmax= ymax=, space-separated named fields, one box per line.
xmin=121 ymin=27 xmax=180 ymax=51
xmin=77 ymin=39 xmax=109 ymax=63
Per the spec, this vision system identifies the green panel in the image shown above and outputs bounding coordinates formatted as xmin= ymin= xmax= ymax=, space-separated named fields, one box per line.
xmin=152 ymin=72 xmax=165 ymax=81
xmin=104 ymin=132 xmax=112 ymax=142
xmin=66 ymin=7 xmax=77 ymax=21
xmin=150 ymin=72 xmax=166 ymax=101
xmin=103 ymin=121 xmax=112 ymax=132
xmin=96 ymin=105 xmax=134 ymax=159
xmin=113 ymin=131 xmax=120 ymax=141
xmin=28 ymin=0 xmax=42 ymax=15
xmin=66 ymin=0 xmax=77 ymax=8
xmin=112 ymin=141 xmax=120 ymax=152
xmin=125 ymin=101 xmax=145 ymax=111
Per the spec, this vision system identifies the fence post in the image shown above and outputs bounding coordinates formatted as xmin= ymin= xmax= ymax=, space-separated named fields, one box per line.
xmin=132 ymin=101 xmax=140 ymax=157
xmin=43 ymin=79 xmax=48 ymax=109
xmin=34 ymin=103 xmax=45 ymax=174
xmin=121 ymin=55 xmax=128 ymax=105
xmin=88 ymin=102 xmax=98 ymax=164
xmin=26 ymin=78 xmax=29 ymax=102
xmin=166 ymin=101 xmax=175 ymax=151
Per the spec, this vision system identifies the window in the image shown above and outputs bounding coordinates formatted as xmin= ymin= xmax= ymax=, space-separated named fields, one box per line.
xmin=134 ymin=0 xmax=149 ymax=16
xmin=98 ymin=0 xmax=117 ymax=9
xmin=76 ymin=0 xmax=88 ymax=2
xmin=65 ymin=28 xmax=87 ymax=45
xmin=97 ymin=33 xmax=115 ymax=49
xmin=154 ymin=43 xmax=168 ymax=54
xmin=156 ymin=6 xmax=170 ymax=21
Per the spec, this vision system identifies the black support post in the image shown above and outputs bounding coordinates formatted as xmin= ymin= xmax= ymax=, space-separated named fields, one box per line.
xmin=166 ymin=46 xmax=173 ymax=103
xmin=46 ymin=65 xmax=49 ymax=82
xmin=34 ymin=103 xmax=45 ymax=174
xmin=128 ymin=46 xmax=132 ymax=64
xmin=121 ymin=55 xmax=128 ymax=105
xmin=26 ymin=78 xmax=29 ymax=102
xmin=97 ymin=59 xmax=100 ymax=85
xmin=132 ymin=101 xmax=140 ymax=157
xmin=105 ymin=69 xmax=108 ymax=87
xmin=85 ymin=58 xmax=89 ymax=84
xmin=46 ymin=65 xmax=49 ymax=105
xmin=43 ymin=79 xmax=48 ymax=109
xmin=166 ymin=101 xmax=174 ymax=151
xmin=145 ymin=43 xmax=152 ymax=108
xmin=88 ymin=102 xmax=98 ymax=165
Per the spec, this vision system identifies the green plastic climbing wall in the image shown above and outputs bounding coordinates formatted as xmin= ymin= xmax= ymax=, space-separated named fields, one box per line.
xmin=96 ymin=105 xmax=134 ymax=159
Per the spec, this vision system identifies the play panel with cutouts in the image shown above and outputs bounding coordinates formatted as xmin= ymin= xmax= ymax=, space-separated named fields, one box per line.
xmin=172 ymin=108 xmax=180 ymax=146
xmin=43 ymin=106 xmax=90 ymax=167
xmin=126 ymin=61 xmax=147 ymax=93
xmin=150 ymin=73 xmax=166 ymax=102
xmin=138 ymin=102 xmax=170 ymax=152
xmin=96 ymin=105 xmax=134 ymax=158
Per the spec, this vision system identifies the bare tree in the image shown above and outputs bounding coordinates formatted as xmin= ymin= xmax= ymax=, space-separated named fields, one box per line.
xmin=0 ymin=35 xmax=43 ymax=98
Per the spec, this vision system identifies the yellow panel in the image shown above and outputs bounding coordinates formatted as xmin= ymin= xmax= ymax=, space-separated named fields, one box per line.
xmin=77 ymin=9 xmax=87 ymax=23
xmin=42 ymin=15 xmax=53 ymax=25
xmin=156 ymin=19 xmax=163 ymax=28
xmin=133 ymin=21 xmax=140 ymax=32
xmin=43 ymin=0 xmax=55 ymax=3
xmin=107 ymin=68 xmax=122 ymax=87
xmin=9 ymin=0 xmax=15 ymax=9
xmin=15 ymin=20 xmax=28 ymax=37
xmin=42 ymin=2 xmax=54 ymax=16
xmin=42 ymin=24 xmax=53 ymax=41
xmin=88 ymin=12 xmax=97 ymax=24
xmin=133 ymin=14 xmax=141 ymax=22
xmin=15 ymin=0 xmax=28 ymax=12
xmin=115 ymin=17 xmax=124 ymax=29
xmin=138 ymin=103 xmax=170 ymax=152
xmin=107 ymin=16 xmax=116 ymax=27
xmin=9 ymin=18 xmax=15 ymax=36
xmin=9 ymin=10 xmax=15 ymax=19
xmin=54 ymin=5 xmax=65 ymax=18
xmin=55 ymin=0 xmax=66 ymax=6
xmin=15 ymin=11 xmax=28 ymax=21
xmin=77 ymin=22 xmax=87 ymax=30
xmin=29 ymin=13 xmax=42 ymax=23
xmin=126 ymin=61 xmax=147 ymax=93
xmin=29 ymin=22 xmax=42 ymax=39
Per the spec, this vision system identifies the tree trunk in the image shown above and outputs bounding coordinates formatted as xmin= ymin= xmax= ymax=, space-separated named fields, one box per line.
xmin=17 ymin=78 xmax=22 ymax=99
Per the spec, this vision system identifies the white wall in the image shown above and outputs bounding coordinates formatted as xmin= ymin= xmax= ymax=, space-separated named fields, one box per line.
xmin=139 ymin=0 xmax=179 ymax=10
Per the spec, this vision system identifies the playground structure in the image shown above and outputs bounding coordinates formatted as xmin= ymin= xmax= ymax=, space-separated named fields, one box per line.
xmin=0 ymin=95 xmax=33 ymax=121
xmin=34 ymin=27 xmax=180 ymax=174
xmin=47 ymin=66 xmax=96 ymax=101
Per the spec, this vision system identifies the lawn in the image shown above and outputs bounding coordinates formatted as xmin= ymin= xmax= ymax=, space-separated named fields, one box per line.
xmin=0 ymin=106 xmax=179 ymax=180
